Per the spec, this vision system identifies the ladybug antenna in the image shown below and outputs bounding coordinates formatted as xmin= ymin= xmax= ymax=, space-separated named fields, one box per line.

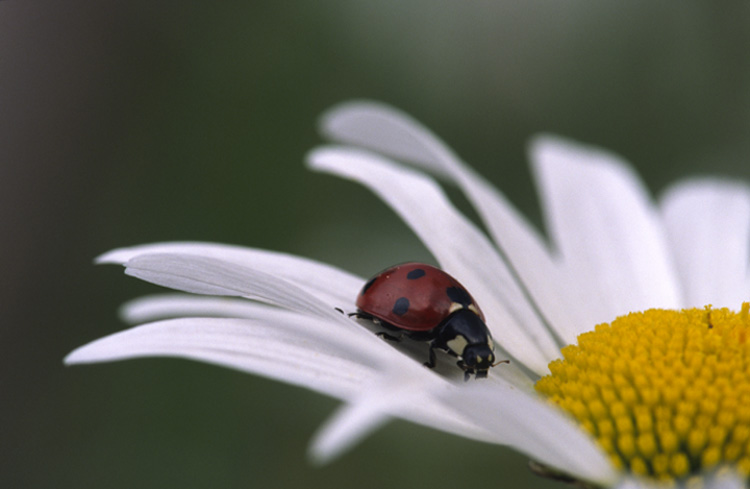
xmin=492 ymin=359 xmax=510 ymax=368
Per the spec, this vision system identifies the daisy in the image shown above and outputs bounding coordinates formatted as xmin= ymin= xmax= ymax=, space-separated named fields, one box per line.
xmin=66 ymin=101 xmax=750 ymax=489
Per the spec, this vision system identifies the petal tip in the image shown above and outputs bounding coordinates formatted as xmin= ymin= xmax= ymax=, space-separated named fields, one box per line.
xmin=318 ymin=99 xmax=391 ymax=137
xmin=528 ymin=133 xmax=594 ymax=163
xmin=94 ymin=247 xmax=131 ymax=265
xmin=304 ymin=146 xmax=332 ymax=171
xmin=306 ymin=443 xmax=335 ymax=467
xmin=63 ymin=347 xmax=88 ymax=366
xmin=528 ymin=133 xmax=639 ymax=188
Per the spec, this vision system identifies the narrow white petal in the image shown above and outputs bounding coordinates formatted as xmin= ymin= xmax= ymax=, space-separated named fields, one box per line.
xmin=120 ymin=293 xmax=291 ymax=324
xmin=395 ymin=393 xmax=502 ymax=443
xmin=449 ymin=172 xmax=582 ymax=346
xmin=308 ymin=146 xmax=559 ymax=374
xmin=65 ymin=317 xmax=379 ymax=399
xmin=309 ymin=398 xmax=393 ymax=464
xmin=68 ymin=317 xmax=510 ymax=464
xmin=321 ymin=102 xmax=578 ymax=345
xmin=310 ymin=373 xmax=497 ymax=464
xmin=320 ymin=100 xmax=454 ymax=179
xmin=660 ymin=179 xmax=750 ymax=307
xmin=122 ymin=253 xmax=347 ymax=322
xmin=439 ymin=382 xmax=619 ymax=487
xmin=97 ymin=242 xmax=363 ymax=308
xmin=530 ymin=135 xmax=681 ymax=328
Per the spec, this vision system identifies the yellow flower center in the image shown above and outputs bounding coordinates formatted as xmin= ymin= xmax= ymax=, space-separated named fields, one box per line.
xmin=535 ymin=303 xmax=750 ymax=483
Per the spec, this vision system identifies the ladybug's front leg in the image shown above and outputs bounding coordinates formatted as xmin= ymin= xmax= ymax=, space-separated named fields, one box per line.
xmin=456 ymin=360 xmax=474 ymax=382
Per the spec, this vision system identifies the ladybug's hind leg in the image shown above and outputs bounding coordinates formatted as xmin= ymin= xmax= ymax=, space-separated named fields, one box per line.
xmin=375 ymin=331 xmax=402 ymax=342
xmin=352 ymin=310 xmax=404 ymax=342
xmin=373 ymin=319 xmax=404 ymax=342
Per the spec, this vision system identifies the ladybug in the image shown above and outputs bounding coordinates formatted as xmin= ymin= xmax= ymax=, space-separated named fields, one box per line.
xmin=355 ymin=262 xmax=503 ymax=380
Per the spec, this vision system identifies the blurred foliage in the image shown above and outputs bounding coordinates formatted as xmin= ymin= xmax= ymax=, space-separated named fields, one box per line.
xmin=2 ymin=1 xmax=749 ymax=488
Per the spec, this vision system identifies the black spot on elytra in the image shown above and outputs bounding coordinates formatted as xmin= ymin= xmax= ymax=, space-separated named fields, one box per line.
xmin=361 ymin=277 xmax=377 ymax=294
xmin=392 ymin=297 xmax=410 ymax=316
xmin=406 ymin=268 xmax=426 ymax=280
xmin=446 ymin=286 xmax=472 ymax=306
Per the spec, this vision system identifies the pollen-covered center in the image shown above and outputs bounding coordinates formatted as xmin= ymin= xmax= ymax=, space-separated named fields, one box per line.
xmin=535 ymin=304 xmax=750 ymax=483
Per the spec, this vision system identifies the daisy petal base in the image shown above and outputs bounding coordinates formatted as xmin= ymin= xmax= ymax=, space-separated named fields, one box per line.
xmin=536 ymin=304 xmax=750 ymax=484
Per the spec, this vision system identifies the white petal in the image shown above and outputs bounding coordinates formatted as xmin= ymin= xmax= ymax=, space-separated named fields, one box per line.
xmin=65 ymin=317 xmax=379 ymax=399
xmin=309 ymin=377 xmax=424 ymax=464
xmin=612 ymin=479 xmax=646 ymax=489
xmin=706 ymin=470 xmax=747 ymax=489
xmin=530 ymin=135 xmax=681 ymax=328
xmin=320 ymin=100 xmax=455 ymax=179
xmin=614 ymin=471 xmax=748 ymax=489
xmin=439 ymin=382 xmax=619 ymax=487
xmin=121 ymin=253 xmax=348 ymax=322
xmin=68 ymin=317 xmax=515 ymax=465
xmin=451 ymin=173 xmax=582 ymax=346
xmin=119 ymin=293 xmax=291 ymax=324
xmin=98 ymin=242 xmax=363 ymax=308
xmin=321 ymin=102 xmax=579 ymax=345
xmin=310 ymin=373 xmax=501 ymax=464
xmin=660 ymin=179 xmax=750 ymax=307
xmin=308 ymin=146 xmax=559 ymax=374
xmin=309 ymin=400 xmax=392 ymax=464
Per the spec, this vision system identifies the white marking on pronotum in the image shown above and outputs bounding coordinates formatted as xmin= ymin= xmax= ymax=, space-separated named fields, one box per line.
xmin=448 ymin=302 xmax=463 ymax=315
xmin=446 ymin=334 xmax=469 ymax=356
xmin=450 ymin=301 xmax=482 ymax=318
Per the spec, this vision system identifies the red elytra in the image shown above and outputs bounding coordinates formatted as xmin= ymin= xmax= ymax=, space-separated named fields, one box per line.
xmin=355 ymin=262 xmax=484 ymax=332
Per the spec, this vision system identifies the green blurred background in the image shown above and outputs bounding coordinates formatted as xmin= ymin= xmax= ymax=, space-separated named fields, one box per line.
xmin=3 ymin=2 xmax=750 ymax=488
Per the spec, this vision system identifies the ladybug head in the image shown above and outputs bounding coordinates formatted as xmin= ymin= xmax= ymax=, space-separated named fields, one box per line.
xmin=460 ymin=343 xmax=495 ymax=378
xmin=438 ymin=309 xmax=498 ymax=379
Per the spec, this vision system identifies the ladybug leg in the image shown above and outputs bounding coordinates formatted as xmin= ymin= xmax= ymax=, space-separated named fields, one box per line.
xmin=351 ymin=311 xmax=404 ymax=342
xmin=375 ymin=331 xmax=402 ymax=342
xmin=456 ymin=360 xmax=475 ymax=382
xmin=424 ymin=345 xmax=437 ymax=369
xmin=349 ymin=311 xmax=388 ymax=328
xmin=348 ymin=310 xmax=375 ymax=321
xmin=335 ymin=308 xmax=367 ymax=318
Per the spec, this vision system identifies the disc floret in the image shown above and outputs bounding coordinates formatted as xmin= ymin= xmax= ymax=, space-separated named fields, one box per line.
xmin=536 ymin=303 xmax=750 ymax=483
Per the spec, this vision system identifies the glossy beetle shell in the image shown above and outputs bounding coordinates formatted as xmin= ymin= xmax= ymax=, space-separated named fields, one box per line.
xmin=356 ymin=262 xmax=484 ymax=332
